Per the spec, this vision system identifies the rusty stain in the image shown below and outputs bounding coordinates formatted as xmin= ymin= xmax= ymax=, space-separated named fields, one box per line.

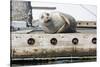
xmin=34 ymin=49 xmax=38 ymax=52
xmin=12 ymin=46 xmax=96 ymax=58
xmin=43 ymin=50 xmax=46 ymax=54
xmin=38 ymin=36 xmax=41 ymax=38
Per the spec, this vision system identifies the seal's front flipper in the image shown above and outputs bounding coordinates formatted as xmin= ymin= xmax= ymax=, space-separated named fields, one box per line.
xmin=60 ymin=14 xmax=70 ymax=26
xmin=56 ymin=23 xmax=66 ymax=33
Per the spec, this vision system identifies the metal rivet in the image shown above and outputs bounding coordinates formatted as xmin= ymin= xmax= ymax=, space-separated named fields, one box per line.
xmin=17 ymin=28 xmax=20 ymax=30
xmin=16 ymin=36 xmax=18 ymax=38
xmin=94 ymin=23 xmax=96 ymax=25
xmin=62 ymin=36 xmax=64 ymax=38
xmin=13 ymin=49 xmax=16 ymax=54
xmin=38 ymin=36 xmax=41 ymax=38
xmin=86 ymin=23 xmax=88 ymax=25
xmin=79 ymin=23 xmax=81 ymax=25
xmin=92 ymin=37 xmax=96 ymax=44
xmin=72 ymin=38 xmax=79 ymax=45
xmin=50 ymin=38 xmax=57 ymax=45
xmin=27 ymin=38 xmax=35 ymax=45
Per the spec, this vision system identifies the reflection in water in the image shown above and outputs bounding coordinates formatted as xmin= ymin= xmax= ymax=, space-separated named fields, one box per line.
xmin=11 ymin=56 xmax=96 ymax=66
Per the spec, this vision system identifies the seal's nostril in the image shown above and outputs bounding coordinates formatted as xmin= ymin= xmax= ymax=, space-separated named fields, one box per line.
xmin=46 ymin=16 xmax=49 ymax=19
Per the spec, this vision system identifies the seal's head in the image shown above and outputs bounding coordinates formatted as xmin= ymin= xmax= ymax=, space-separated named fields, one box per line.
xmin=39 ymin=12 xmax=57 ymax=33
xmin=40 ymin=12 xmax=52 ymax=24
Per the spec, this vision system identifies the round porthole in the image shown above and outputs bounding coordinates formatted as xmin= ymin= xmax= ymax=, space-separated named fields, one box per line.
xmin=50 ymin=38 xmax=57 ymax=45
xmin=72 ymin=38 xmax=79 ymax=45
xmin=27 ymin=38 xmax=35 ymax=45
xmin=92 ymin=37 xmax=96 ymax=44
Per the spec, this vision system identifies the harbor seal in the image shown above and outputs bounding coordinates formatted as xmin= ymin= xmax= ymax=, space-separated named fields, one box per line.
xmin=39 ymin=12 xmax=77 ymax=33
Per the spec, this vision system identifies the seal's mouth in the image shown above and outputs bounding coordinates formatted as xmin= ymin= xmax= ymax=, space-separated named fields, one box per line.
xmin=44 ymin=19 xmax=51 ymax=23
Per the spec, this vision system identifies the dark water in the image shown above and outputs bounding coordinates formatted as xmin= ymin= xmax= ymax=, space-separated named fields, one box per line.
xmin=11 ymin=57 xmax=96 ymax=66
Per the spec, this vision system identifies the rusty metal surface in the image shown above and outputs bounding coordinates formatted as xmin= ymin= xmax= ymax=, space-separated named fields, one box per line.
xmin=77 ymin=21 xmax=96 ymax=28
xmin=11 ymin=33 xmax=96 ymax=59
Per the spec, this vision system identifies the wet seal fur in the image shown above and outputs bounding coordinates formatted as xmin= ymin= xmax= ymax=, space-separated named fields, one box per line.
xmin=39 ymin=12 xmax=77 ymax=33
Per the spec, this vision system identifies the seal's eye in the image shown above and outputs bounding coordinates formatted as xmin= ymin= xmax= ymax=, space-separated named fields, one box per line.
xmin=46 ymin=13 xmax=49 ymax=16
xmin=41 ymin=15 xmax=44 ymax=19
